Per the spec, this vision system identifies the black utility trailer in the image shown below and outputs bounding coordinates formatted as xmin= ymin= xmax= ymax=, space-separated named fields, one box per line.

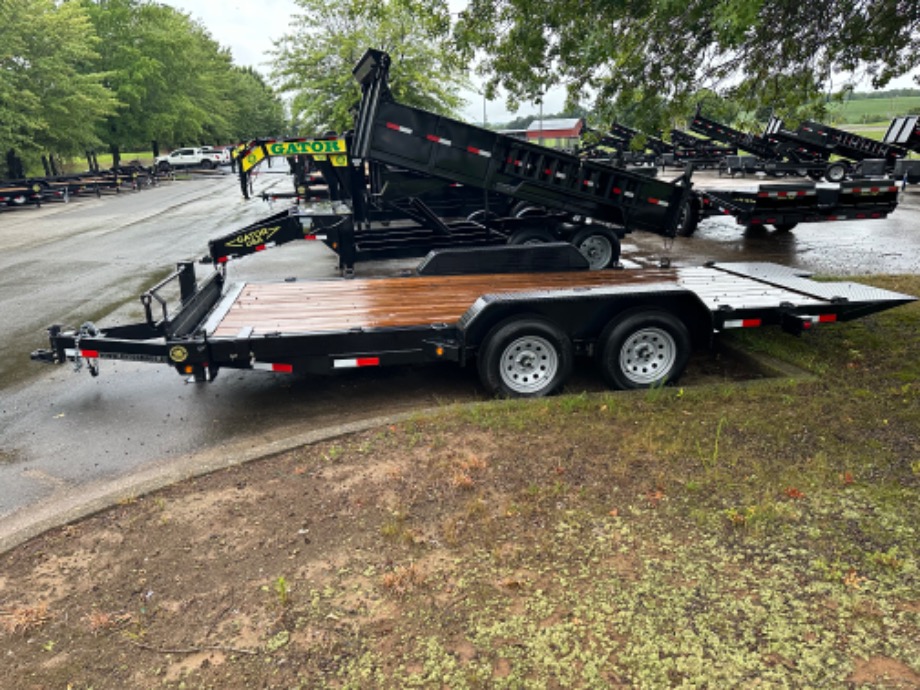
xmin=679 ymin=180 xmax=900 ymax=236
xmin=231 ymin=50 xmax=691 ymax=273
xmin=30 ymin=247 xmax=915 ymax=397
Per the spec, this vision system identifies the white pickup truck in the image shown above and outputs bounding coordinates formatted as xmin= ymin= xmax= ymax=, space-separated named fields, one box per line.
xmin=154 ymin=147 xmax=225 ymax=171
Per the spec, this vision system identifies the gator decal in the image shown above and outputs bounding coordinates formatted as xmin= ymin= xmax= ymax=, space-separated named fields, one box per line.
xmin=240 ymin=138 xmax=348 ymax=173
xmin=225 ymin=225 xmax=281 ymax=248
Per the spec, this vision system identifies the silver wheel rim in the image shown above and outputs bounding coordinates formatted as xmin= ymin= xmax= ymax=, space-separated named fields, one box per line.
xmin=578 ymin=235 xmax=613 ymax=269
xmin=619 ymin=327 xmax=677 ymax=385
xmin=500 ymin=335 xmax=559 ymax=394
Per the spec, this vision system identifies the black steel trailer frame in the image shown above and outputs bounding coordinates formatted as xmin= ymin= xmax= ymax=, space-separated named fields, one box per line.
xmin=31 ymin=247 xmax=915 ymax=398
xmin=679 ymin=179 xmax=900 ymax=236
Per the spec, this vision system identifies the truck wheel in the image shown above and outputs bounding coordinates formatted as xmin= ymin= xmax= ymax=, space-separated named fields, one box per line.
xmin=597 ymin=310 xmax=691 ymax=390
xmin=508 ymin=228 xmax=555 ymax=245
xmin=201 ymin=159 xmax=215 ymax=170
xmin=825 ymin=162 xmax=847 ymax=183
xmin=479 ymin=317 xmax=573 ymax=397
xmin=676 ymin=202 xmax=700 ymax=237
xmin=157 ymin=161 xmax=171 ymax=173
xmin=572 ymin=228 xmax=620 ymax=269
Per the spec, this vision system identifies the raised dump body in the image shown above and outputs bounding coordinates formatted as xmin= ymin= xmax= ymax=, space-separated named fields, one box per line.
xmin=795 ymin=121 xmax=907 ymax=165
xmin=350 ymin=49 xmax=688 ymax=237
xmin=689 ymin=112 xmax=780 ymax=160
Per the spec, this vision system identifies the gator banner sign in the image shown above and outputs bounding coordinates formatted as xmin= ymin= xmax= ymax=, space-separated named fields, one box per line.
xmin=241 ymin=138 xmax=348 ymax=172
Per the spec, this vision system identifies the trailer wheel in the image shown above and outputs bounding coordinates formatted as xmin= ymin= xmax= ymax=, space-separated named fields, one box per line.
xmin=772 ymin=222 xmax=798 ymax=232
xmin=572 ymin=228 xmax=620 ymax=269
xmin=479 ymin=317 xmax=573 ymax=398
xmin=597 ymin=310 xmax=691 ymax=390
xmin=825 ymin=162 xmax=847 ymax=183
xmin=509 ymin=228 xmax=555 ymax=245
xmin=676 ymin=202 xmax=700 ymax=237
xmin=807 ymin=170 xmax=824 ymax=181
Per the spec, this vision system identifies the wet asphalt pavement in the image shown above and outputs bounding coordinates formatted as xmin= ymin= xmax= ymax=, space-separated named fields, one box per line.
xmin=1 ymin=167 xmax=918 ymax=548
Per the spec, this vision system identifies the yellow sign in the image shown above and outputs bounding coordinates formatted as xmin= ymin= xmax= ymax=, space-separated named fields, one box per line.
xmin=240 ymin=138 xmax=348 ymax=173
xmin=169 ymin=346 xmax=188 ymax=363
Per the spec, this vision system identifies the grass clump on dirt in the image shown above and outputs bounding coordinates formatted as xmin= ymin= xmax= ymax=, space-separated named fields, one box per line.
xmin=0 ymin=276 xmax=918 ymax=689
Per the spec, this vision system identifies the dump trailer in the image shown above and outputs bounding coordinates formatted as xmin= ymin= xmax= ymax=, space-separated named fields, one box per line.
xmin=30 ymin=247 xmax=915 ymax=398
xmin=679 ymin=179 xmax=901 ymax=236
xmin=689 ymin=112 xmax=843 ymax=180
xmin=229 ymin=50 xmax=691 ymax=273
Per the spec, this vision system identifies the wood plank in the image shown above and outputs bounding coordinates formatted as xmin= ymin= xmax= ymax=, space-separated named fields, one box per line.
xmin=210 ymin=269 xmax=680 ymax=338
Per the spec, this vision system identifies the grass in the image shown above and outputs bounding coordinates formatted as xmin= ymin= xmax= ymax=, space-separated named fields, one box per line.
xmin=0 ymin=274 xmax=917 ymax=689
xmin=828 ymin=96 xmax=920 ymax=125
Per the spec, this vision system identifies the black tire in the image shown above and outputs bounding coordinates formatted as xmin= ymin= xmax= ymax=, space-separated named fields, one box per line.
xmin=157 ymin=161 xmax=171 ymax=173
xmin=676 ymin=202 xmax=700 ymax=237
xmin=508 ymin=228 xmax=556 ymax=245
xmin=478 ymin=317 xmax=573 ymax=398
xmin=825 ymin=162 xmax=847 ymax=183
xmin=806 ymin=170 xmax=824 ymax=181
xmin=597 ymin=310 xmax=691 ymax=390
xmin=201 ymin=159 xmax=215 ymax=170
xmin=511 ymin=202 xmax=546 ymax=219
xmin=467 ymin=209 xmax=497 ymax=223
xmin=772 ymin=221 xmax=798 ymax=232
xmin=572 ymin=227 xmax=620 ymax=269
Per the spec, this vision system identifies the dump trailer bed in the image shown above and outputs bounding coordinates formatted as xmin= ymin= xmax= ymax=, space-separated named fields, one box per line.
xmin=32 ymin=252 xmax=914 ymax=397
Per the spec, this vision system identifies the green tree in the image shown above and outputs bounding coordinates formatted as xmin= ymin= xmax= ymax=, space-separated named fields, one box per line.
xmin=271 ymin=0 xmax=469 ymax=135
xmin=0 ymin=0 xmax=117 ymax=172
xmin=81 ymin=0 xmax=239 ymax=150
xmin=454 ymin=0 xmax=920 ymax=129
xmin=227 ymin=67 xmax=288 ymax=141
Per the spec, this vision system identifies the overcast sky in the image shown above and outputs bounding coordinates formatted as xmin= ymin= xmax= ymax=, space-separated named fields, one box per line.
xmin=157 ymin=0 xmax=562 ymax=123
xmin=160 ymin=0 xmax=917 ymax=125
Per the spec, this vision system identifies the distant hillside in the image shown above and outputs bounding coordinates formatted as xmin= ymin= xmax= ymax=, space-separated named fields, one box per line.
xmin=829 ymin=90 xmax=920 ymax=125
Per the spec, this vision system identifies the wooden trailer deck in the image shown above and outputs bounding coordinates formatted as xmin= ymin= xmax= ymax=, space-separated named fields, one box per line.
xmin=207 ymin=269 xmax=680 ymax=337
xmin=205 ymin=263 xmax=857 ymax=339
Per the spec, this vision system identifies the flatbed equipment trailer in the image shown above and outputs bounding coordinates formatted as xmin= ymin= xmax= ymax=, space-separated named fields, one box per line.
xmin=229 ymin=50 xmax=690 ymax=273
xmin=31 ymin=247 xmax=914 ymax=397
xmin=679 ymin=179 xmax=900 ymax=236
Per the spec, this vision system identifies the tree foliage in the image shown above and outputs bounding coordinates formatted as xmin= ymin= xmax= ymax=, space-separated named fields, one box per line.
xmin=0 ymin=0 xmax=118 ymax=162
xmin=454 ymin=0 xmax=920 ymax=132
xmin=81 ymin=0 xmax=286 ymax=149
xmin=2 ymin=0 xmax=287 ymax=177
xmin=271 ymin=0 xmax=469 ymax=135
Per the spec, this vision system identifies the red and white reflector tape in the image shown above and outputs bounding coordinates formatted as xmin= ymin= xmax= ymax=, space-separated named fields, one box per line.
xmin=426 ymin=134 xmax=452 ymax=146
xmin=302 ymin=234 xmax=327 ymax=241
xmin=722 ymin=318 xmax=762 ymax=329
xmin=252 ymin=362 xmax=293 ymax=373
xmin=333 ymin=357 xmax=380 ymax=369
xmin=385 ymin=122 xmax=413 ymax=135
xmin=466 ymin=146 xmax=491 ymax=158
